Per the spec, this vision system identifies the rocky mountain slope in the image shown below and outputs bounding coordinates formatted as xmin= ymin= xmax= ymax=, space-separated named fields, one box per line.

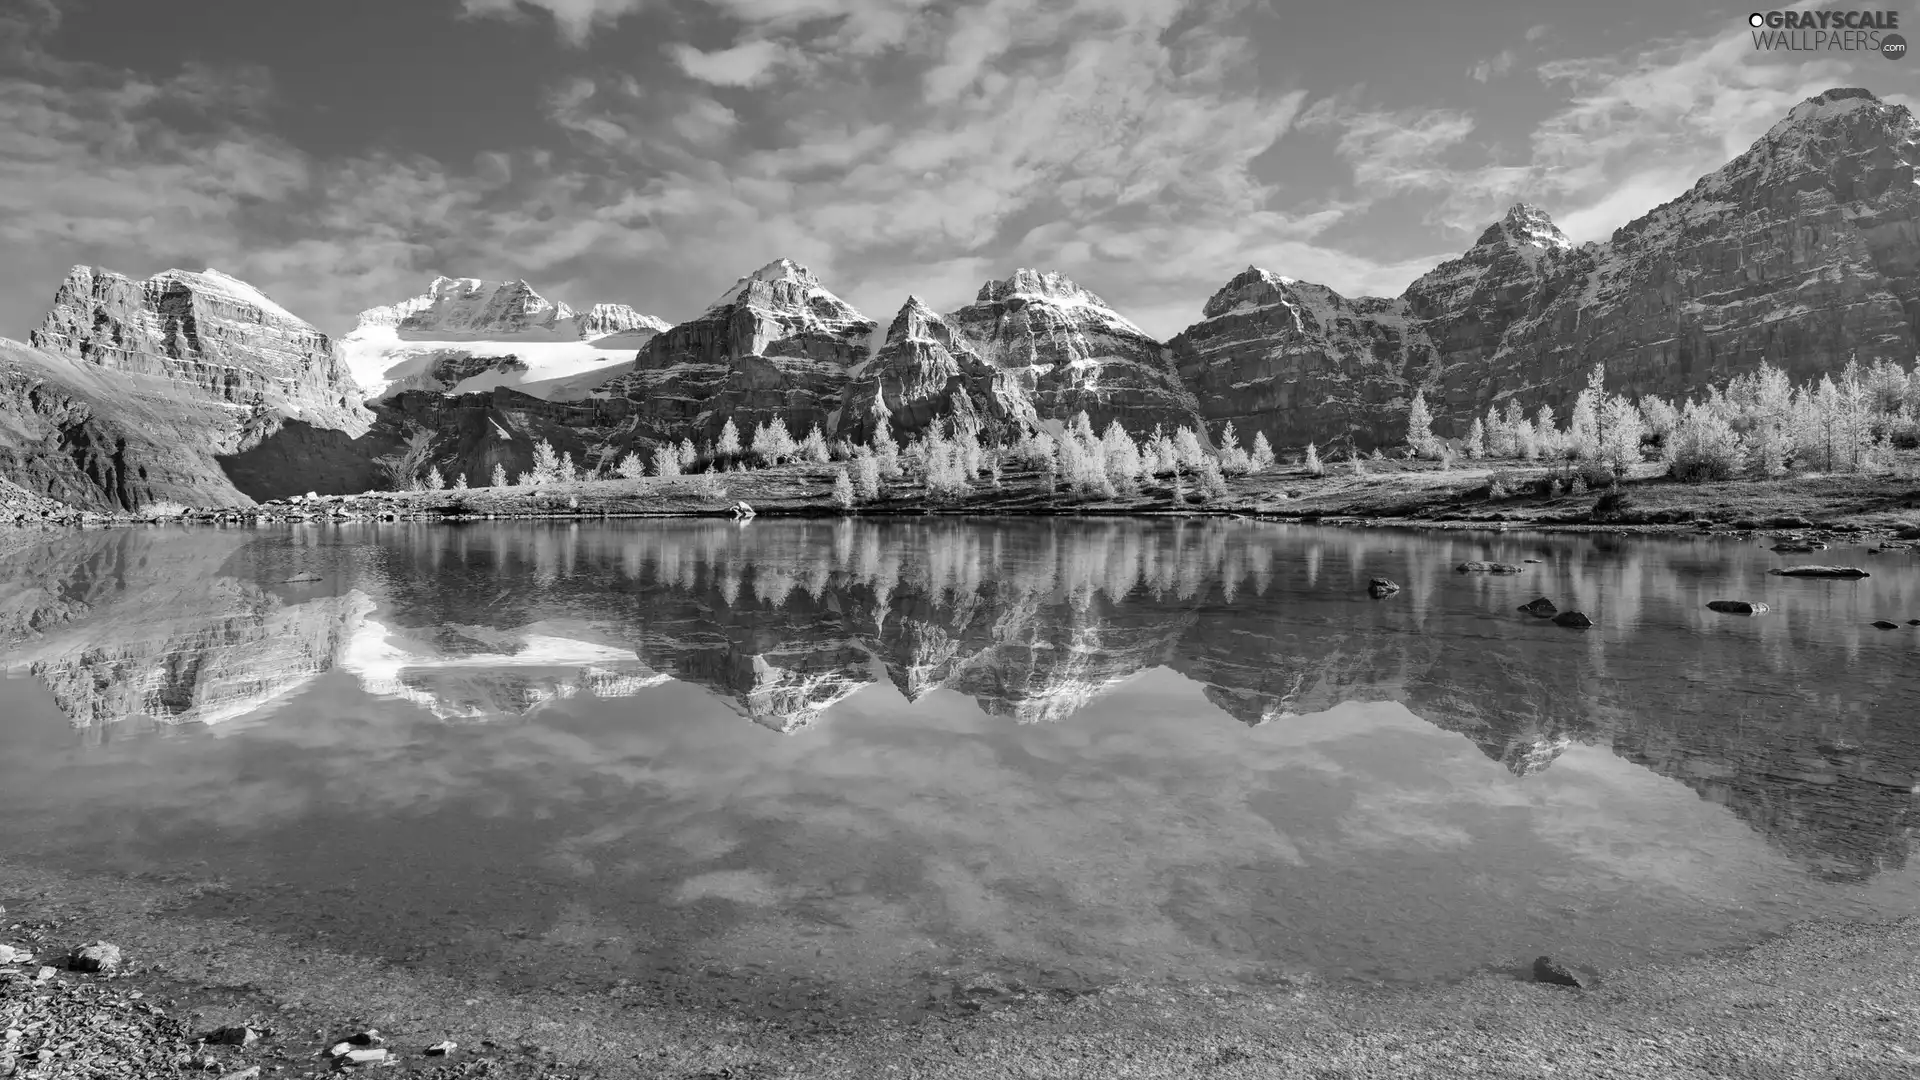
xmin=837 ymin=295 xmax=1033 ymax=445
xmin=1174 ymin=87 xmax=1920 ymax=446
xmin=942 ymin=269 xmax=1203 ymax=437
xmin=340 ymin=277 xmax=669 ymax=402
xmin=7 ymin=268 xmax=371 ymax=509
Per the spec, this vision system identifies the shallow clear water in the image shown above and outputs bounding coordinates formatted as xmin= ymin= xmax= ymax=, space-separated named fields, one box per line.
xmin=0 ymin=519 xmax=1916 ymax=1019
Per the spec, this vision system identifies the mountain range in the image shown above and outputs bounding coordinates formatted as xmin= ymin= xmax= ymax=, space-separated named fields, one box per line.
xmin=1 ymin=87 xmax=1914 ymax=511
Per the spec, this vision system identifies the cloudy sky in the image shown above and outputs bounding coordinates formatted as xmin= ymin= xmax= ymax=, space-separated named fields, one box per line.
xmin=0 ymin=0 xmax=1914 ymax=341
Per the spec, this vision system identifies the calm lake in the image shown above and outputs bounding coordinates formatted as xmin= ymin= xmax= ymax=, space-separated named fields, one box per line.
xmin=1 ymin=519 xmax=1916 ymax=1020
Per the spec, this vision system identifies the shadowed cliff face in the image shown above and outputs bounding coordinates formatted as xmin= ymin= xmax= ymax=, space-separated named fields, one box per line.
xmin=4 ymin=519 xmax=1915 ymax=885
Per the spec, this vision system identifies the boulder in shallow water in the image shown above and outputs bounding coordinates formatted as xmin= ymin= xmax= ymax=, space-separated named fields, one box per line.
xmin=1532 ymin=955 xmax=1592 ymax=988
xmin=1707 ymin=600 xmax=1769 ymax=615
xmin=1768 ymin=566 xmax=1869 ymax=578
xmin=1872 ymin=620 xmax=1900 ymax=629
xmin=1518 ymin=597 xmax=1557 ymax=617
xmin=1367 ymin=577 xmax=1400 ymax=597
xmin=67 ymin=942 xmax=121 ymax=973
xmin=1552 ymin=611 xmax=1593 ymax=628
xmin=1456 ymin=561 xmax=1521 ymax=574
xmin=206 ymin=1026 xmax=259 ymax=1047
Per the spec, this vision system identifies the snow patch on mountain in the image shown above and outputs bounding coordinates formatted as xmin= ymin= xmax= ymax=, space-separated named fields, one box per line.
xmin=341 ymin=277 xmax=667 ymax=401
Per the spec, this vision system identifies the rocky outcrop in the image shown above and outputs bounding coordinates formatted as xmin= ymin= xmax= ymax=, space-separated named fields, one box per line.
xmin=596 ymin=259 xmax=878 ymax=448
xmin=1169 ymin=268 xmax=1432 ymax=451
xmin=837 ymin=296 xmax=1032 ymax=445
xmin=1172 ymin=88 xmax=1920 ymax=448
xmin=339 ymin=277 xmax=669 ymax=402
xmin=946 ymin=269 xmax=1202 ymax=436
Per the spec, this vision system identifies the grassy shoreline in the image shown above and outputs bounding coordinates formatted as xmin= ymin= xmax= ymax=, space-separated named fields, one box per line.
xmin=4 ymin=857 xmax=1919 ymax=1078
xmin=10 ymin=459 xmax=1919 ymax=544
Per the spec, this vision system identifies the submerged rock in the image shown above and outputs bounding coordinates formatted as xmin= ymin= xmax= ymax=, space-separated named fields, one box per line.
xmin=1769 ymin=566 xmax=1870 ymax=578
xmin=1532 ymin=955 xmax=1591 ymax=988
xmin=1707 ymin=600 xmax=1769 ymax=615
xmin=67 ymin=942 xmax=122 ymax=973
xmin=1552 ymin=611 xmax=1593 ymax=628
xmin=1367 ymin=577 xmax=1401 ymax=597
xmin=1518 ymin=597 xmax=1557 ymax=617
xmin=1456 ymin=561 xmax=1522 ymax=574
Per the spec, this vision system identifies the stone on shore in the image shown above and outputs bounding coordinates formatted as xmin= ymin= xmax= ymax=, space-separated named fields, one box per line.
xmin=206 ymin=1025 xmax=259 ymax=1046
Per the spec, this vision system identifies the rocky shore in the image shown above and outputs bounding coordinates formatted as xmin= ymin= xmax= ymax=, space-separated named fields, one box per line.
xmin=3 ymin=857 xmax=1918 ymax=1079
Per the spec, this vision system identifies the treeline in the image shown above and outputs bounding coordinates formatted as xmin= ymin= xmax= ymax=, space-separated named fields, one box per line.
xmin=381 ymin=355 xmax=1920 ymax=495
xmin=1407 ymin=357 xmax=1920 ymax=481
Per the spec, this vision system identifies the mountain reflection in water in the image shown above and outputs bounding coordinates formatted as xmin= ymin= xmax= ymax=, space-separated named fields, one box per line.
xmin=0 ymin=519 xmax=1915 ymax=1013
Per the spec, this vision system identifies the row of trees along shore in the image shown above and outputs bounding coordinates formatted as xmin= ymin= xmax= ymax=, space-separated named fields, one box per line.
xmin=1403 ymin=358 xmax=1920 ymax=482
xmin=382 ymin=357 xmax=1919 ymax=498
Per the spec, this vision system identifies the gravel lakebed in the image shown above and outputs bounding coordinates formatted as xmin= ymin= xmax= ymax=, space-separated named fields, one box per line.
xmin=3 ymin=860 xmax=1919 ymax=1079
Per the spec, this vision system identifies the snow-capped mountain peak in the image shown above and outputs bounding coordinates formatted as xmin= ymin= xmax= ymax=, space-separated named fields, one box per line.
xmin=976 ymin=268 xmax=1110 ymax=308
xmin=705 ymin=257 xmax=833 ymax=312
xmin=1478 ymin=204 xmax=1572 ymax=254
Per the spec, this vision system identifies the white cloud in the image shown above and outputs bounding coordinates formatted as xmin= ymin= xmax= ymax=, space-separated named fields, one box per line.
xmin=1303 ymin=98 xmax=1478 ymax=196
xmin=457 ymin=0 xmax=647 ymax=46
xmin=1304 ymin=18 xmax=1877 ymax=249
xmin=668 ymin=40 xmax=790 ymax=87
xmin=1468 ymin=48 xmax=1515 ymax=83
